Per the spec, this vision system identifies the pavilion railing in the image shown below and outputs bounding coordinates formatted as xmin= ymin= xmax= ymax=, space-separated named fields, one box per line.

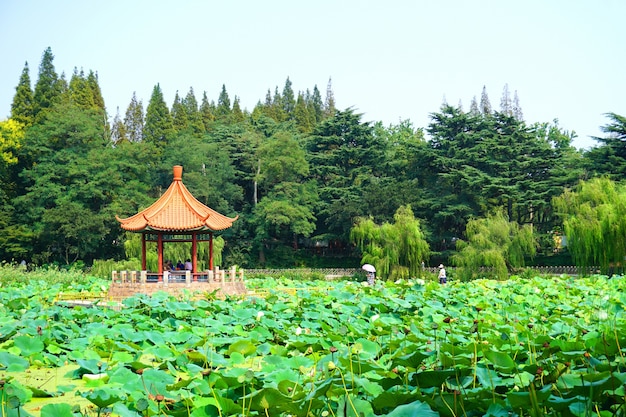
xmin=111 ymin=266 xmax=245 ymax=285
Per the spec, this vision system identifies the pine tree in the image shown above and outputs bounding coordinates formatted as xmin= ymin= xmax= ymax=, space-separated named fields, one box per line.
xmin=124 ymin=92 xmax=144 ymax=143
xmin=311 ymin=85 xmax=324 ymax=123
xmin=87 ymin=70 xmax=106 ymax=112
xmin=500 ymin=83 xmax=512 ymax=116
xmin=11 ymin=62 xmax=34 ymax=126
xmin=324 ymin=77 xmax=336 ymax=117
xmin=33 ymin=47 xmax=62 ymax=121
xmin=183 ymin=87 xmax=203 ymax=133
xmin=216 ymin=84 xmax=231 ymax=119
xmin=469 ymin=96 xmax=480 ymax=116
xmin=199 ymin=91 xmax=215 ymax=130
xmin=282 ymin=77 xmax=296 ymax=118
xmin=294 ymin=92 xmax=313 ymax=133
xmin=111 ymin=107 xmax=128 ymax=144
xmin=69 ymin=68 xmax=95 ymax=109
xmin=513 ymin=90 xmax=523 ymax=121
xmin=171 ymin=91 xmax=189 ymax=131
xmin=232 ymin=96 xmax=244 ymax=122
xmin=479 ymin=85 xmax=492 ymax=115
xmin=144 ymin=83 xmax=173 ymax=146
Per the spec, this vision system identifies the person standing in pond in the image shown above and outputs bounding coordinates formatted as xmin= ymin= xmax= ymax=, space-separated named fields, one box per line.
xmin=438 ymin=264 xmax=447 ymax=284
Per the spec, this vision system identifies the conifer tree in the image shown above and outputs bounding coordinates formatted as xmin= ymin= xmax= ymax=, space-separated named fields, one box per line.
xmin=311 ymin=85 xmax=324 ymax=122
xmin=33 ymin=47 xmax=62 ymax=121
xmin=144 ymin=83 xmax=173 ymax=146
xmin=183 ymin=87 xmax=203 ymax=133
xmin=479 ymin=85 xmax=492 ymax=115
xmin=469 ymin=96 xmax=480 ymax=116
xmin=324 ymin=77 xmax=336 ymax=117
xmin=11 ymin=62 xmax=34 ymax=126
xmin=294 ymin=92 xmax=313 ymax=133
xmin=110 ymin=107 xmax=128 ymax=144
xmin=69 ymin=68 xmax=95 ymax=109
xmin=282 ymin=77 xmax=296 ymax=118
xmin=216 ymin=84 xmax=231 ymax=119
xmin=199 ymin=91 xmax=215 ymax=130
xmin=87 ymin=70 xmax=106 ymax=112
xmin=232 ymin=96 xmax=244 ymax=122
xmin=124 ymin=92 xmax=144 ymax=143
xmin=171 ymin=91 xmax=189 ymax=131
xmin=513 ymin=90 xmax=523 ymax=120
xmin=500 ymin=83 xmax=512 ymax=116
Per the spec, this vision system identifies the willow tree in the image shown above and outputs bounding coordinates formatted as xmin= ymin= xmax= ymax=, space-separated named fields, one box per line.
xmin=451 ymin=211 xmax=536 ymax=281
xmin=350 ymin=205 xmax=429 ymax=280
xmin=553 ymin=177 xmax=626 ymax=274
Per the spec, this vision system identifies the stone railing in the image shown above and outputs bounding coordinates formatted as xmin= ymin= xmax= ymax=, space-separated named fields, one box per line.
xmin=111 ymin=265 xmax=245 ymax=284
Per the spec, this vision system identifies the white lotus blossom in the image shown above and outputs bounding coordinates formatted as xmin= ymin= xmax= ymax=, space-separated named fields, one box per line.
xmin=295 ymin=327 xmax=302 ymax=335
xmin=256 ymin=311 xmax=264 ymax=320
xmin=371 ymin=314 xmax=380 ymax=322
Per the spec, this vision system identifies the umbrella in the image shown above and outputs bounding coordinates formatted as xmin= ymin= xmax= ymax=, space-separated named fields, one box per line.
xmin=362 ymin=264 xmax=376 ymax=273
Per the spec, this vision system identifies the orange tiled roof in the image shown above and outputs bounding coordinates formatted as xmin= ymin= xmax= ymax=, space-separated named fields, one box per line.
xmin=116 ymin=166 xmax=238 ymax=232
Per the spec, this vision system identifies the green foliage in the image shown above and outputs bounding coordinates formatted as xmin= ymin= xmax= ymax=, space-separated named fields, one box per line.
xmin=1 ymin=273 xmax=626 ymax=416
xmin=351 ymin=205 xmax=430 ymax=279
xmin=452 ymin=211 xmax=536 ymax=280
xmin=10 ymin=62 xmax=34 ymax=126
xmin=553 ymin=177 xmax=626 ymax=274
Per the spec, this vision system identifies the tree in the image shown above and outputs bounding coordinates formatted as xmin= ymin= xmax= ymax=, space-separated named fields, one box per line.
xmin=144 ymin=84 xmax=173 ymax=147
xmin=310 ymin=85 xmax=324 ymax=123
xmin=232 ymin=96 xmax=245 ymax=123
xmin=183 ymin=87 xmax=203 ymax=133
xmin=282 ymin=77 xmax=295 ymax=118
xmin=171 ymin=91 xmax=189 ymax=131
xmin=199 ymin=91 xmax=215 ymax=130
xmin=584 ymin=112 xmax=626 ymax=179
xmin=68 ymin=68 xmax=95 ymax=109
xmin=294 ymin=92 xmax=314 ymax=133
xmin=324 ymin=77 xmax=336 ymax=117
xmin=216 ymin=84 xmax=231 ymax=120
xmin=553 ymin=177 xmax=626 ymax=275
xmin=500 ymin=83 xmax=512 ymax=116
xmin=513 ymin=90 xmax=523 ymax=120
xmin=307 ymin=108 xmax=387 ymax=242
xmin=351 ymin=205 xmax=430 ymax=280
xmin=451 ymin=211 xmax=536 ymax=281
xmin=110 ymin=107 xmax=128 ymax=144
xmin=11 ymin=62 xmax=34 ymax=126
xmin=33 ymin=47 xmax=62 ymax=122
xmin=124 ymin=92 xmax=144 ymax=142
xmin=479 ymin=85 xmax=492 ymax=115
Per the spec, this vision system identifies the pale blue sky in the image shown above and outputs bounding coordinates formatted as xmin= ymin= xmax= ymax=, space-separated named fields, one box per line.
xmin=1 ymin=1 xmax=624 ymax=149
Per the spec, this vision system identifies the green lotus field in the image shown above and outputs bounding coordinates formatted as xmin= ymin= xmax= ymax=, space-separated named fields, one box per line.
xmin=1 ymin=271 xmax=626 ymax=416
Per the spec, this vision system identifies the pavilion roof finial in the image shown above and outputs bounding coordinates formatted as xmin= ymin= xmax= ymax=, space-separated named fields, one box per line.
xmin=173 ymin=165 xmax=183 ymax=181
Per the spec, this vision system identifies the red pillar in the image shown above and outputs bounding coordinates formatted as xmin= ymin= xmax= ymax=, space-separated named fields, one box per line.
xmin=192 ymin=233 xmax=198 ymax=281
xmin=157 ymin=233 xmax=163 ymax=281
xmin=141 ymin=233 xmax=147 ymax=271
xmin=209 ymin=232 xmax=214 ymax=270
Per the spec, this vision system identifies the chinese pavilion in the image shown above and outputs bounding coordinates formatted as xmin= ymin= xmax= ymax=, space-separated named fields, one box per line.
xmin=116 ymin=165 xmax=238 ymax=278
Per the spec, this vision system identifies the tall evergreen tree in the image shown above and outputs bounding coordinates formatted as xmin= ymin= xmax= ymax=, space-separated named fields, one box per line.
xmin=110 ymin=107 xmax=128 ymax=144
xmin=86 ymin=70 xmax=106 ymax=112
xmin=69 ymin=68 xmax=95 ymax=109
xmin=500 ymin=83 xmax=512 ymax=116
xmin=232 ymin=96 xmax=244 ymax=123
xmin=282 ymin=77 xmax=296 ymax=118
xmin=32 ymin=47 xmax=62 ymax=121
xmin=124 ymin=92 xmax=144 ymax=143
xmin=294 ymin=92 xmax=314 ymax=133
xmin=513 ymin=90 xmax=524 ymax=121
xmin=11 ymin=62 xmax=34 ymax=126
xmin=199 ymin=91 xmax=215 ymax=130
xmin=324 ymin=77 xmax=336 ymax=117
xmin=144 ymin=83 xmax=173 ymax=146
xmin=469 ymin=96 xmax=480 ymax=116
xmin=479 ymin=85 xmax=492 ymax=115
xmin=183 ymin=87 xmax=203 ymax=133
xmin=310 ymin=85 xmax=324 ymax=123
xmin=171 ymin=91 xmax=189 ymax=131
xmin=216 ymin=84 xmax=232 ymax=120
